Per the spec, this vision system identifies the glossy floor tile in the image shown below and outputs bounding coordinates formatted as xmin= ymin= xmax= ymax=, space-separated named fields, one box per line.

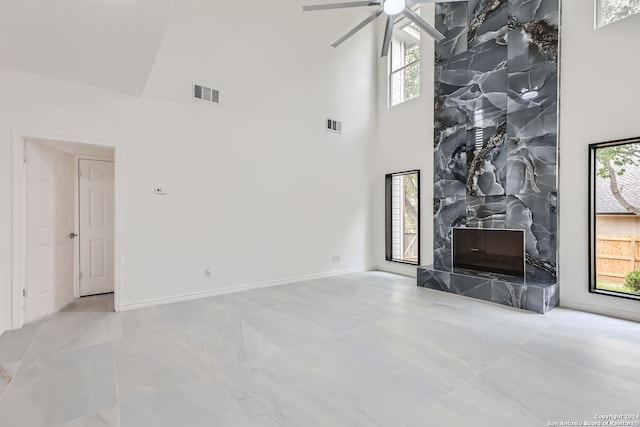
xmin=0 ymin=342 xmax=118 ymax=426
xmin=1 ymin=273 xmax=639 ymax=426
xmin=0 ymin=321 xmax=41 ymax=399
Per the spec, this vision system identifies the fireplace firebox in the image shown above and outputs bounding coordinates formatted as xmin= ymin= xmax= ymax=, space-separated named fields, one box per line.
xmin=452 ymin=228 xmax=525 ymax=278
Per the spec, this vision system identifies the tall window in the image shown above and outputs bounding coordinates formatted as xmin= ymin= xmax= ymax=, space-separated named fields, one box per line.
xmin=389 ymin=9 xmax=421 ymax=107
xmin=589 ymin=137 xmax=640 ymax=300
xmin=385 ymin=170 xmax=420 ymax=264
xmin=597 ymin=0 xmax=640 ymax=27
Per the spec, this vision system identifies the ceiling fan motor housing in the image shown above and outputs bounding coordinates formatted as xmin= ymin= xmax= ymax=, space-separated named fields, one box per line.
xmin=383 ymin=0 xmax=406 ymax=15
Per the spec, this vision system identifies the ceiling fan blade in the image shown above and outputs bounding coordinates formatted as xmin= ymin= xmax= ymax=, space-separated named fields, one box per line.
xmin=402 ymin=8 xmax=445 ymax=42
xmin=331 ymin=7 xmax=384 ymax=47
xmin=381 ymin=16 xmax=394 ymax=57
xmin=406 ymin=0 xmax=465 ymax=4
xmin=303 ymin=1 xmax=380 ymax=12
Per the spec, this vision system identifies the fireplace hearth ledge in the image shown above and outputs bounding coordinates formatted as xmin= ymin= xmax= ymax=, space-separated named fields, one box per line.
xmin=417 ymin=265 xmax=559 ymax=314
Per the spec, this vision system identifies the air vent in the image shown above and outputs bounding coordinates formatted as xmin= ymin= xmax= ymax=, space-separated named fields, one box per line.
xmin=193 ymin=84 xmax=219 ymax=104
xmin=326 ymin=118 xmax=342 ymax=134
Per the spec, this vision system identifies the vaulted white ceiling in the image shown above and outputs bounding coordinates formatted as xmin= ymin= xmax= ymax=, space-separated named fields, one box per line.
xmin=0 ymin=0 xmax=174 ymax=95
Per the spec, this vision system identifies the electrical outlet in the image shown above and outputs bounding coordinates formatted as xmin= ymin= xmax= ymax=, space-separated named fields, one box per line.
xmin=332 ymin=255 xmax=340 ymax=263
xmin=154 ymin=187 xmax=167 ymax=195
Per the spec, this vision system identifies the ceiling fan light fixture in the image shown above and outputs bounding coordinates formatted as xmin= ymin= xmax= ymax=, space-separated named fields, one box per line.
xmin=383 ymin=0 xmax=405 ymax=15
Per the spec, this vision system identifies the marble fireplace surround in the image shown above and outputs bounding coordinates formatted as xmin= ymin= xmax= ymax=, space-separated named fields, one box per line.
xmin=419 ymin=0 xmax=559 ymax=314
xmin=418 ymin=264 xmax=559 ymax=314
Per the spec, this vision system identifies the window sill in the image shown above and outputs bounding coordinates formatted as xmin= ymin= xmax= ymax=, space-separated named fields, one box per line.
xmin=590 ymin=288 xmax=640 ymax=302
xmin=385 ymin=257 xmax=420 ymax=266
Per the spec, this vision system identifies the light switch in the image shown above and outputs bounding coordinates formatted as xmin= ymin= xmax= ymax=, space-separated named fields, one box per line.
xmin=154 ymin=187 xmax=167 ymax=195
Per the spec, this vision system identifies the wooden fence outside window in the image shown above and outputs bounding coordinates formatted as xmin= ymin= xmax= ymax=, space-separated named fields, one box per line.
xmin=596 ymin=235 xmax=640 ymax=282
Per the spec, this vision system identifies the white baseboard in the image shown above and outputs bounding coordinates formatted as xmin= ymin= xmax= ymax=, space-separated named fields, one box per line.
xmin=560 ymin=300 xmax=640 ymax=323
xmin=0 ymin=323 xmax=11 ymax=336
xmin=120 ymin=266 xmax=371 ymax=312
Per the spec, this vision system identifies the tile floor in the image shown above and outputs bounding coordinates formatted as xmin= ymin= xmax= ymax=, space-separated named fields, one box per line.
xmin=1 ymin=271 xmax=639 ymax=427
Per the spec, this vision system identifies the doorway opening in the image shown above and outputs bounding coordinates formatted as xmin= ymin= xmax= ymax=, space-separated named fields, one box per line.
xmin=11 ymin=133 xmax=119 ymax=328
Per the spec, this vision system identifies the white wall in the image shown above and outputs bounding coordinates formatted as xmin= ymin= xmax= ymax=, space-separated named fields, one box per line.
xmin=373 ymin=6 xmax=436 ymax=277
xmin=559 ymin=1 xmax=640 ymax=321
xmin=0 ymin=0 xmax=377 ymax=326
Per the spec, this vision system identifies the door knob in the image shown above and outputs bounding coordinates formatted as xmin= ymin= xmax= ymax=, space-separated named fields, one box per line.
xmin=69 ymin=233 xmax=78 ymax=239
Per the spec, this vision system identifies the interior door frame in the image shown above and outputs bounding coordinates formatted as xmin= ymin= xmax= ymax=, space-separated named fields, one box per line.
xmin=11 ymin=130 xmax=122 ymax=330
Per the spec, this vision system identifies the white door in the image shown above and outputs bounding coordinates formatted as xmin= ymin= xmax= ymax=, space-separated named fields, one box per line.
xmin=79 ymin=160 xmax=115 ymax=296
xmin=25 ymin=142 xmax=75 ymax=321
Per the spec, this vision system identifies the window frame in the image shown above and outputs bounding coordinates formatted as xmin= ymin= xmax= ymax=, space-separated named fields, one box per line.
xmin=385 ymin=170 xmax=421 ymax=265
xmin=589 ymin=136 xmax=640 ymax=301
xmin=388 ymin=10 xmax=421 ymax=107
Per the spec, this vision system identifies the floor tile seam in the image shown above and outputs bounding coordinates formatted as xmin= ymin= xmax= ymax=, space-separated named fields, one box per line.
xmin=518 ymin=318 xmax=556 ymax=341
xmin=492 ymin=342 xmax=640 ymax=400
xmin=453 ymin=319 xmax=580 ymax=384
xmin=32 ymin=338 xmax=120 ymax=425
xmin=515 ymin=311 xmax=588 ymax=348
xmin=113 ymin=315 xmax=261 ymax=382
xmin=237 ymin=303 xmax=292 ymax=319
xmin=366 ymin=295 xmax=439 ymax=314
xmin=225 ymin=316 xmax=290 ymax=362
xmin=370 ymin=318 xmax=534 ymax=371
xmin=25 ymin=317 xmax=116 ymax=362
xmin=215 ymin=348 xmax=308 ymax=383
xmin=371 ymin=310 xmax=413 ymax=326
xmin=239 ymin=306 xmax=338 ymax=339
xmin=54 ymin=357 xmax=119 ymax=426
xmin=221 ymin=351 xmax=386 ymax=427
xmin=398 ymin=368 xmax=484 ymax=427
xmin=509 ymin=333 xmax=640 ymax=389
xmin=403 ymin=371 xmax=496 ymax=425
xmin=365 ymin=319 xmax=510 ymax=380
xmin=262 ymin=300 xmax=313 ymax=315
xmin=243 ymin=296 xmax=307 ymax=312
xmin=314 ymin=386 xmax=389 ymax=427
xmin=213 ymin=350 xmax=335 ymax=411
xmin=215 ymin=347 xmax=287 ymax=378
xmin=409 ymin=305 xmax=553 ymax=335
xmin=53 ymin=327 xmax=119 ymax=354
xmin=401 ymin=334 xmax=532 ymax=427
xmin=370 ymin=291 xmax=553 ymax=337
xmin=406 ymin=316 xmax=640 ymax=425
xmin=109 ymin=329 xmax=198 ymax=350
xmin=285 ymin=297 xmax=409 ymax=330
xmin=161 ymin=325 xmax=225 ymax=366
xmin=544 ymin=309 xmax=592 ymax=329
xmin=348 ymin=291 xmax=417 ymax=313
xmin=0 ymin=321 xmax=45 ymax=401
xmin=541 ymin=320 xmax=640 ymax=342
xmin=326 ymin=317 xmax=388 ymax=340
xmin=301 ymin=291 xmax=345 ymax=302
xmin=282 ymin=291 xmax=362 ymax=311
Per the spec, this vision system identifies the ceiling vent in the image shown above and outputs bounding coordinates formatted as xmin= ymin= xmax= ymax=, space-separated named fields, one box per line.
xmin=194 ymin=84 xmax=219 ymax=104
xmin=327 ymin=118 xmax=342 ymax=134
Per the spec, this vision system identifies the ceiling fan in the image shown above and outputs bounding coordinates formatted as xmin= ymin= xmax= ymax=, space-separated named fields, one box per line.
xmin=302 ymin=0 xmax=459 ymax=57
